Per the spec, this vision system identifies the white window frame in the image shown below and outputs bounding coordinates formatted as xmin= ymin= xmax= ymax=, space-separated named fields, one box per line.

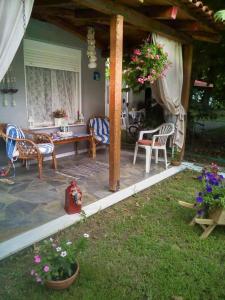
xmin=24 ymin=39 xmax=82 ymax=126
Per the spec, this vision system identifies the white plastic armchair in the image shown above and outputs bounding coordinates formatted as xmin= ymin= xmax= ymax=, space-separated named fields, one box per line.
xmin=133 ymin=123 xmax=174 ymax=173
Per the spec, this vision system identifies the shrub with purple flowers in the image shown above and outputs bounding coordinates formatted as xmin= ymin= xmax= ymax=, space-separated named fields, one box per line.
xmin=195 ymin=163 xmax=225 ymax=216
xmin=123 ymin=39 xmax=171 ymax=92
xmin=30 ymin=235 xmax=88 ymax=284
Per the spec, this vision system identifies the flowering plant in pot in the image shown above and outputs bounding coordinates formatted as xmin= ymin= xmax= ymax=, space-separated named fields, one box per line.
xmin=123 ymin=39 xmax=171 ymax=92
xmin=171 ymin=146 xmax=182 ymax=166
xmin=30 ymin=234 xmax=88 ymax=289
xmin=195 ymin=163 xmax=225 ymax=217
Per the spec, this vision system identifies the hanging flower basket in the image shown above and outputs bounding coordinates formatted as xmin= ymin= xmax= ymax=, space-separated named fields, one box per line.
xmin=123 ymin=39 xmax=171 ymax=91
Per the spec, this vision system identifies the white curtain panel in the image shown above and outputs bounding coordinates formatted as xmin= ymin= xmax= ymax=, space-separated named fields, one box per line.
xmin=26 ymin=66 xmax=80 ymax=126
xmin=152 ymin=33 xmax=185 ymax=149
xmin=0 ymin=0 xmax=34 ymax=81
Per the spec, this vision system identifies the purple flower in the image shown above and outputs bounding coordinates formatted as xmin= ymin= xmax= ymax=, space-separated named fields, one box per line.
xmin=197 ymin=176 xmax=203 ymax=181
xmin=206 ymin=186 xmax=212 ymax=193
xmin=196 ymin=196 xmax=203 ymax=203
xmin=197 ymin=209 xmax=204 ymax=216
xmin=220 ymin=175 xmax=224 ymax=179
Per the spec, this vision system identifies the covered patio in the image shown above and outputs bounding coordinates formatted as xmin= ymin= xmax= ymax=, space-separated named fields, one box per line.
xmin=0 ymin=0 xmax=224 ymax=259
xmin=0 ymin=148 xmax=178 ymax=243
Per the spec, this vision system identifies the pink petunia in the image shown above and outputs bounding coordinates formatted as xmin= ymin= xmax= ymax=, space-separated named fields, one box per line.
xmin=133 ymin=49 xmax=141 ymax=56
xmin=43 ymin=265 xmax=50 ymax=272
xmin=155 ymin=55 xmax=160 ymax=60
xmin=131 ymin=56 xmax=138 ymax=62
xmin=34 ymin=255 xmax=41 ymax=264
xmin=137 ymin=77 xmax=145 ymax=84
xmin=36 ymin=277 xmax=42 ymax=283
xmin=30 ymin=269 xmax=35 ymax=276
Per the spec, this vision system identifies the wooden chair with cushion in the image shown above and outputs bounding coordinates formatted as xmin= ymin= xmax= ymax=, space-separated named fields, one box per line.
xmin=0 ymin=123 xmax=57 ymax=179
xmin=88 ymin=116 xmax=110 ymax=158
xmin=133 ymin=123 xmax=174 ymax=173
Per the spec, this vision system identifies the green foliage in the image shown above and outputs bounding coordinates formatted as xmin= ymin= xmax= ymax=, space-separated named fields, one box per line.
xmin=214 ymin=10 xmax=225 ymax=21
xmin=190 ymin=0 xmax=225 ymax=121
xmin=30 ymin=235 xmax=88 ymax=283
xmin=123 ymin=40 xmax=171 ymax=92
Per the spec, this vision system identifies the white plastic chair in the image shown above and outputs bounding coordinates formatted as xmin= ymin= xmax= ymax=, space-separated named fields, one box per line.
xmin=133 ymin=123 xmax=175 ymax=173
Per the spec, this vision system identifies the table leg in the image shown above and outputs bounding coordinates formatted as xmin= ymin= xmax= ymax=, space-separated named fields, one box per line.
xmin=89 ymin=137 xmax=96 ymax=159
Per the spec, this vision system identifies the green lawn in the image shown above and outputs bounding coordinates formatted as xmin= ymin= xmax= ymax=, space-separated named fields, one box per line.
xmin=1 ymin=170 xmax=225 ymax=300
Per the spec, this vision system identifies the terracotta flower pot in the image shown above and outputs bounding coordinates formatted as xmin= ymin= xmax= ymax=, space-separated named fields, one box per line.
xmin=171 ymin=160 xmax=181 ymax=166
xmin=45 ymin=262 xmax=79 ymax=290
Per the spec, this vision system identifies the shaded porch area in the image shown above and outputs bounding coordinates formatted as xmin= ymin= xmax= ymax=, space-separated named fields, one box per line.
xmin=0 ymin=148 xmax=173 ymax=243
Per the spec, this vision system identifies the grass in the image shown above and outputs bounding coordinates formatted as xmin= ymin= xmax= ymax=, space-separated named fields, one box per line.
xmin=1 ymin=170 xmax=225 ymax=300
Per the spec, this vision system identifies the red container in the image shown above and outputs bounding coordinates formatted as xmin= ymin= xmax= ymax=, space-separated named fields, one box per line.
xmin=65 ymin=180 xmax=82 ymax=214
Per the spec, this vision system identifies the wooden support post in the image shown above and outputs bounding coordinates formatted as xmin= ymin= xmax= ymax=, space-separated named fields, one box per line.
xmin=181 ymin=44 xmax=193 ymax=160
xmin=109 ymin=15 xmax=123 ymax=192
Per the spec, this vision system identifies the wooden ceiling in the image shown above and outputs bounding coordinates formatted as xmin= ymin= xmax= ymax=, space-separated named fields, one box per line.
xmin=33 ymin=0 xmax=224 ymax=53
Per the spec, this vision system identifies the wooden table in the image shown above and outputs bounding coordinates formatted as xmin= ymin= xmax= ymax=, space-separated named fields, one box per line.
xmin=53 ymin=134 xmax=96 ymax=158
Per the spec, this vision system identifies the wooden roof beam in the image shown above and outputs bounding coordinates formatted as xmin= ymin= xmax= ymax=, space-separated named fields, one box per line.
xmin=141 ymin=6 xmax=178 ymax=20
xmin=191 ymin=32 xmax=221 ymax=43
xmin=72 ymin=0 xmax=192 ymax=43
xmin=35 ymin=0 xmax=72 ymax=7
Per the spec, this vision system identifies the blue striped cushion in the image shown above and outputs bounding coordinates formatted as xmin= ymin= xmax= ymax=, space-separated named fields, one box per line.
xmin=37 ymin=143 xmax=54 ymax=154
xmin=6 ymin=124 xmax=25 ymax=160
xmin=90 ymin=118 xmax=110 ymax=144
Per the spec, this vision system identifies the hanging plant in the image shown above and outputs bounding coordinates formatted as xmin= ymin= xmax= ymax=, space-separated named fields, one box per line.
xmin=123 ymin=39 xmax=171 ymax=92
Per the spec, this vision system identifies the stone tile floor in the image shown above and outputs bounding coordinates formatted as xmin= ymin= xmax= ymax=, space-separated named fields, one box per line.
xmin=0 ymin=149 xmax=167 ymax=242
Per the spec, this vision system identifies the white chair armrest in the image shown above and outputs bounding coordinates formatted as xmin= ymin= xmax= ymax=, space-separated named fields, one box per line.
xmin=138 ymin=128 xmax=159 ymax=140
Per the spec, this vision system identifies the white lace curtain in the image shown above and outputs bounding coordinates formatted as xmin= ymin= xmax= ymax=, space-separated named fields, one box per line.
xmin=152 ymin=33 xmax=185 ymax=149
xmin=26 ymin=66 xmax=80 ymax=126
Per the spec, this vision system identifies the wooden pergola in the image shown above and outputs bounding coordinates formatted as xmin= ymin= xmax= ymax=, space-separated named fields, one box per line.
xmin=33 ymin=0 xmax=224 ymax=191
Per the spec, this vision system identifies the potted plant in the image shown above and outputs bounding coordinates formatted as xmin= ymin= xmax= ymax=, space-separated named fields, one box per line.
xmin=30 ymin=234 xmax=88 ymax=289
xmin=171 ymin=146 xmax=182 ymax=166
xmin=53 ymin=109 xmax=67 ymax=126
xmin=123 ymin=38 xmax=171 ymax=92
xmin=179 ymin=163 xmax=225 ymax=238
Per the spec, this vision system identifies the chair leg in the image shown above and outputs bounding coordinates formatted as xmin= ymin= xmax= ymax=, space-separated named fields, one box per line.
xmin=52 ymin=151 xmax=57 ymax=170
xmin=133 ymin=143 xmax=138 ymax=165
xmin=145 ymin=147 xmax=152 ymax=173
xmin=164 ymin=148 xmax=168 ymax=169
xmin=155 ymin=149 xmax=158 ymax=164
xmin=38 ymin=157 xmax=43 ymax=179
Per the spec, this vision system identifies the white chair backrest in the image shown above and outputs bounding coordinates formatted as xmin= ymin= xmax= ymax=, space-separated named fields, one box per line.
xmin=157 ymin=123 xmax=174 ymax=146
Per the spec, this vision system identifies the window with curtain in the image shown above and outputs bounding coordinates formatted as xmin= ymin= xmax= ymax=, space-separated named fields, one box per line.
xmin=24 ymin=39 xmax=81 ymax=127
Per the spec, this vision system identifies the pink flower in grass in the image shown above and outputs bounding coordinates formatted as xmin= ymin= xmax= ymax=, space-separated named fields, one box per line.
xmin=133 ymin=49 xmax=141 ymax=56
xmin=30 ymin=269 xmax=35 ymax=276
xmin=36 ymin=277 xmax=42 ymax=283
xmin=131 ymin=56 xmax=138 ymax=62
xmin=155 ymin=55 xmax=160 ymax=60
xmin=34 ymin=255 xmax=41 ymax=264
xmin=43 ymin=265 xmax=50 ymax=272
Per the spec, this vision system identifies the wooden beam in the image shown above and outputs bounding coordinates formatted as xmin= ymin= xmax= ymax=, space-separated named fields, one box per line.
xmin=73 ymin=0 xmax=192 ymax=43
xmin=192 ymin=32 xmax=221 ymax=43
xmin=35 ymin=0 xmax=72 ymax=7
xmin=181 ymin=44 xmax=193 ymax=159
xmin=109 ymin=15 xmax=123 ymax=192
xmin=141 ymin=6 xmax=178 ymax=20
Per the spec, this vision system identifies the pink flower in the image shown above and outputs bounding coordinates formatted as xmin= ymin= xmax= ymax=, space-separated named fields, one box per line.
xmin=34 ymin=255 xmax=41 ymax=264
xmin=155 ymin=55 xmax=160 ymax=60
xmin=137 ymin=77 xmax=145 ymax=84
xmin=30 ymin=269 xmax=35 ymax=276
xmin=36 ymin=277 xmax=42 ymax=283
xmin=43 ymin=265 xmax=50 ymax=272
xmin=151 ymin=69 xmax=156 ymax=75
xmin=133 ymin=49 xmax=141 ymax=56
xmin=131 ymin=56 xmax=138 ymax=62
